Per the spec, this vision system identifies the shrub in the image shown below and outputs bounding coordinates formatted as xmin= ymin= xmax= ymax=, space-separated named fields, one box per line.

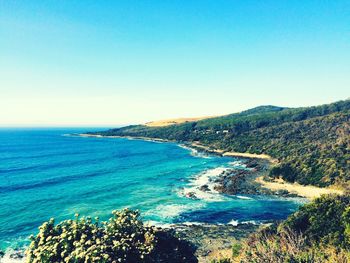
xmin=281 ymin=194 xmax=350 ymax=248
xmin=26 ymin=209 xmax=197 ymax=263
xmin=236 ymin=194 xmax=350 ymax=262
xmin=240 ymin=227 xmax=350 ymax=263
xmin=231 ymin=243 xmax=241 ymax=258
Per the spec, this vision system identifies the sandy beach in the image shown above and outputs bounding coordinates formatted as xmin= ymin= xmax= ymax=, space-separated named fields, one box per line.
xmin=190 ymin=142 xmax=278 ymax=162
xmin=255 ymin=176 xmax=343 ymax=199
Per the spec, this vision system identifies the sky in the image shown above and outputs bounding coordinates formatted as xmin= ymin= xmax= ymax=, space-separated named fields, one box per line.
xmin=0 ymin=0 xmax=349 ymax=127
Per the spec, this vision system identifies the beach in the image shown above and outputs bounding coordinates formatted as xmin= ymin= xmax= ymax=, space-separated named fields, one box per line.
xmin=255 ymin=176 xmax=343 ymax=199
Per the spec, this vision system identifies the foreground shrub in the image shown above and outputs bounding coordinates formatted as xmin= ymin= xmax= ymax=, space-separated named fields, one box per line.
xmin=239 ymin=227 xmax=350 ymax=263
xmin=26 ymin=209 xmax=197 ymax=263
xmin=210 ymin=194 xmax=350 ymax=262
xmin=236 ymin=194 xmax=350 ymax=262
xmin=281 ymin=194 xmax=350 ymax=248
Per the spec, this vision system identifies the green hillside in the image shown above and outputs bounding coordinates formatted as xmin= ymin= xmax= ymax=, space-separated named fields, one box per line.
xmin=93 ymin=99 xmax=350 ymax=187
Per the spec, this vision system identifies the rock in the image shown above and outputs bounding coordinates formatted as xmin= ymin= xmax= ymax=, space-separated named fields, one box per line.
xmin=199 ymin=184 xmax=210 ymax=192
xmin=186 ymin=192 xmax=197 ymax=199
xmin=10 ymin=250 xmax=24 ymax=259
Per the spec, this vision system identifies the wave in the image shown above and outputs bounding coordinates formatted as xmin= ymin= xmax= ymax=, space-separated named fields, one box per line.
xmin=240 ymin=220 xmax=260 ymax=225
xmin=236 ymin=195 xmax=253 ymax=200
xmin=178 ymin=167 xmax=230 ymax=202
xmin=178 ymin=145 xmax=211 ymax=159
xmin=229 ymin=160 xmax=246 ymax=168
xmin=227 ymin=219 xmax=239 ymax=226
xmin=228 ymin=219 xmax=261 ymax=226
xmin=145 ymin=203 xmax=205 ymax=221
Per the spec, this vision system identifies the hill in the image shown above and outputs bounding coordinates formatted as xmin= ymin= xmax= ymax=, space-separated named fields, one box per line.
xmin=144 ymin=116 xmax=217 ymax=127
xmin=92 ymin=99 xmax=350 ymax=187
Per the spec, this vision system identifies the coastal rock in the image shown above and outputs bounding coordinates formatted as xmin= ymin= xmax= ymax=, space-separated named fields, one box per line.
xmin=173 ymin=223 xmax=262 ymax=262
xmin=11 ymin=251 xmax=24 ymax=259
xmin=186 ymin=192 xmax=198 ymax=199
xmin=199 ymin=184 xmax=210 ymax=192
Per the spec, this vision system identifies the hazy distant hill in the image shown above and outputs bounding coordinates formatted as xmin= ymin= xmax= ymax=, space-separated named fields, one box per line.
xmin=93 ymin=99 xmax=350 ymax=187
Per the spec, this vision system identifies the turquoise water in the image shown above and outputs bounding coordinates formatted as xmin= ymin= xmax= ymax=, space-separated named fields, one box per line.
xmin=0 ymin=128 xmax=302 ymax=252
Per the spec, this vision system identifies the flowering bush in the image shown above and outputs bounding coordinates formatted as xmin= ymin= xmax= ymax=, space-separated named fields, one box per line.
xmin=26 ymin=209 xmax=197 ymax=263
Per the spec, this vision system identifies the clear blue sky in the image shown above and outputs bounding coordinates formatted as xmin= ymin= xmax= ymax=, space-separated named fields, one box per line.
xmin=1 ymin=0 xmax=349 ymax=126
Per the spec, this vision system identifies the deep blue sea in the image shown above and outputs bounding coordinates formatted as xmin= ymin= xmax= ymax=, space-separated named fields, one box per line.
xmin=0 ymin=128 xmax=302 ymax=255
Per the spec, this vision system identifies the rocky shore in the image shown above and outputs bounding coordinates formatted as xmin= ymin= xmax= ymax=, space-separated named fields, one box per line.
xmin=186 ymin=143 xmax=302 ymax=198
xmin=172 ymin=222 xmax=264 ymax=263
xmin=213 ymin=159 xmax=300 ymax=198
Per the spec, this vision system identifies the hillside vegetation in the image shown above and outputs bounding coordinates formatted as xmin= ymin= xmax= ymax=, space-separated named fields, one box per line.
xmin=93 ymin=99 xmax=350 ymax=187
xmin=233 ymin=194 xmax=350 ymax=262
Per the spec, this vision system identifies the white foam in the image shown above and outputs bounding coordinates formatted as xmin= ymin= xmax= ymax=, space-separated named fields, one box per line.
xmin=146 ymin=203 xmax=204 ymax=220
xmin=236 ymin=195 xmax=253 ymax=200
xmin=179 ymin=167 xmax=230 ymax=202
xmin=0 ymin=249 xmax=25 ymax=263
xmin=144 ymin=220 xmax=173 ymax=229
xmin=240 ymin=220 xmax=259 ymax=225
xmin=228 ymin=219 xmax=239 ymax=226
xmin=229 ymin=160 xmax=246 ymax=168
xmin=178 ymin=145 xmax=211 ymax=159
xmin=227 ymin=219 xmax=260 ymax=226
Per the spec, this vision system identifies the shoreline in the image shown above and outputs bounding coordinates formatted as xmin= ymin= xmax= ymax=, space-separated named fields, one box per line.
xmin=15 ymin=132 xmax=337 ymax=263
xmin=190 ymin=142 xmax=278 ymax=163
xmin=78 ymin=133 xmax=343 ymax=200
xmin=79 ymin=133 xmax=174 ymax=143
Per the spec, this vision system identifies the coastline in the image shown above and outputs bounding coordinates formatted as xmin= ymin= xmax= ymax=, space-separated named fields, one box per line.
xmin=79 ymin=133 xmax=174 ymax=143
xmin=19 ymin=132 xmax=335 ymax=262
xmin=190 ymin=142 xmax=278 ymax=163
xmin=78 ymin=133 xmax=343 ymax=200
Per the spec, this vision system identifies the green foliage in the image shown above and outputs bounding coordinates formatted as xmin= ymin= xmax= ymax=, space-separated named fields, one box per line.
xmin=238 ymin=194 xmax=350 ymax=262
xmin=240 ymin=227 xmax=350 ymax=263
xmin=26 ymin=209 xmax=197 ymax=263
xmin=343 ymin=207 xmax=350 ymax=247
xmin=231 ymin=243 xmax=241 ymax=258
xmin=281 ymin=194 xmax=350 ymax=248
xmin=93 ymin=99 xmax=350 ymax=187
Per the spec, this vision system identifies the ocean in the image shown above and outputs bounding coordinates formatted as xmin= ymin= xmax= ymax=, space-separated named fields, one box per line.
xmin=0 ymin=128 xmax=302 ymax=257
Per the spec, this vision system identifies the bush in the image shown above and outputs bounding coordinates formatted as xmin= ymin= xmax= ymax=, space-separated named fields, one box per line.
xmin=26 ymin=209 xmax=197 ymax=263
xmin=231 ymin=243 xmax=241 ymax=258
xmin=240 ymin=227 xmax=350 ymax=263
xmin=236 ymin=194 xmax=350 ymax=262
xmin=281 ymin=194 xmax=350 ymax=248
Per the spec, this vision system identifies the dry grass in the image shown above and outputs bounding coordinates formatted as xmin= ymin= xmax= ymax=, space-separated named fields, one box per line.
xmin=145 ymin=116 xmax=216 ymax=127
xmin=237 ymin=227 xmax=350 ymax=263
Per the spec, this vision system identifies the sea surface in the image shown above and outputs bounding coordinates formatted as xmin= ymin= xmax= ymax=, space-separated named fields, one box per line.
xmin=0 ymin=128 xmax=303 ymax=256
